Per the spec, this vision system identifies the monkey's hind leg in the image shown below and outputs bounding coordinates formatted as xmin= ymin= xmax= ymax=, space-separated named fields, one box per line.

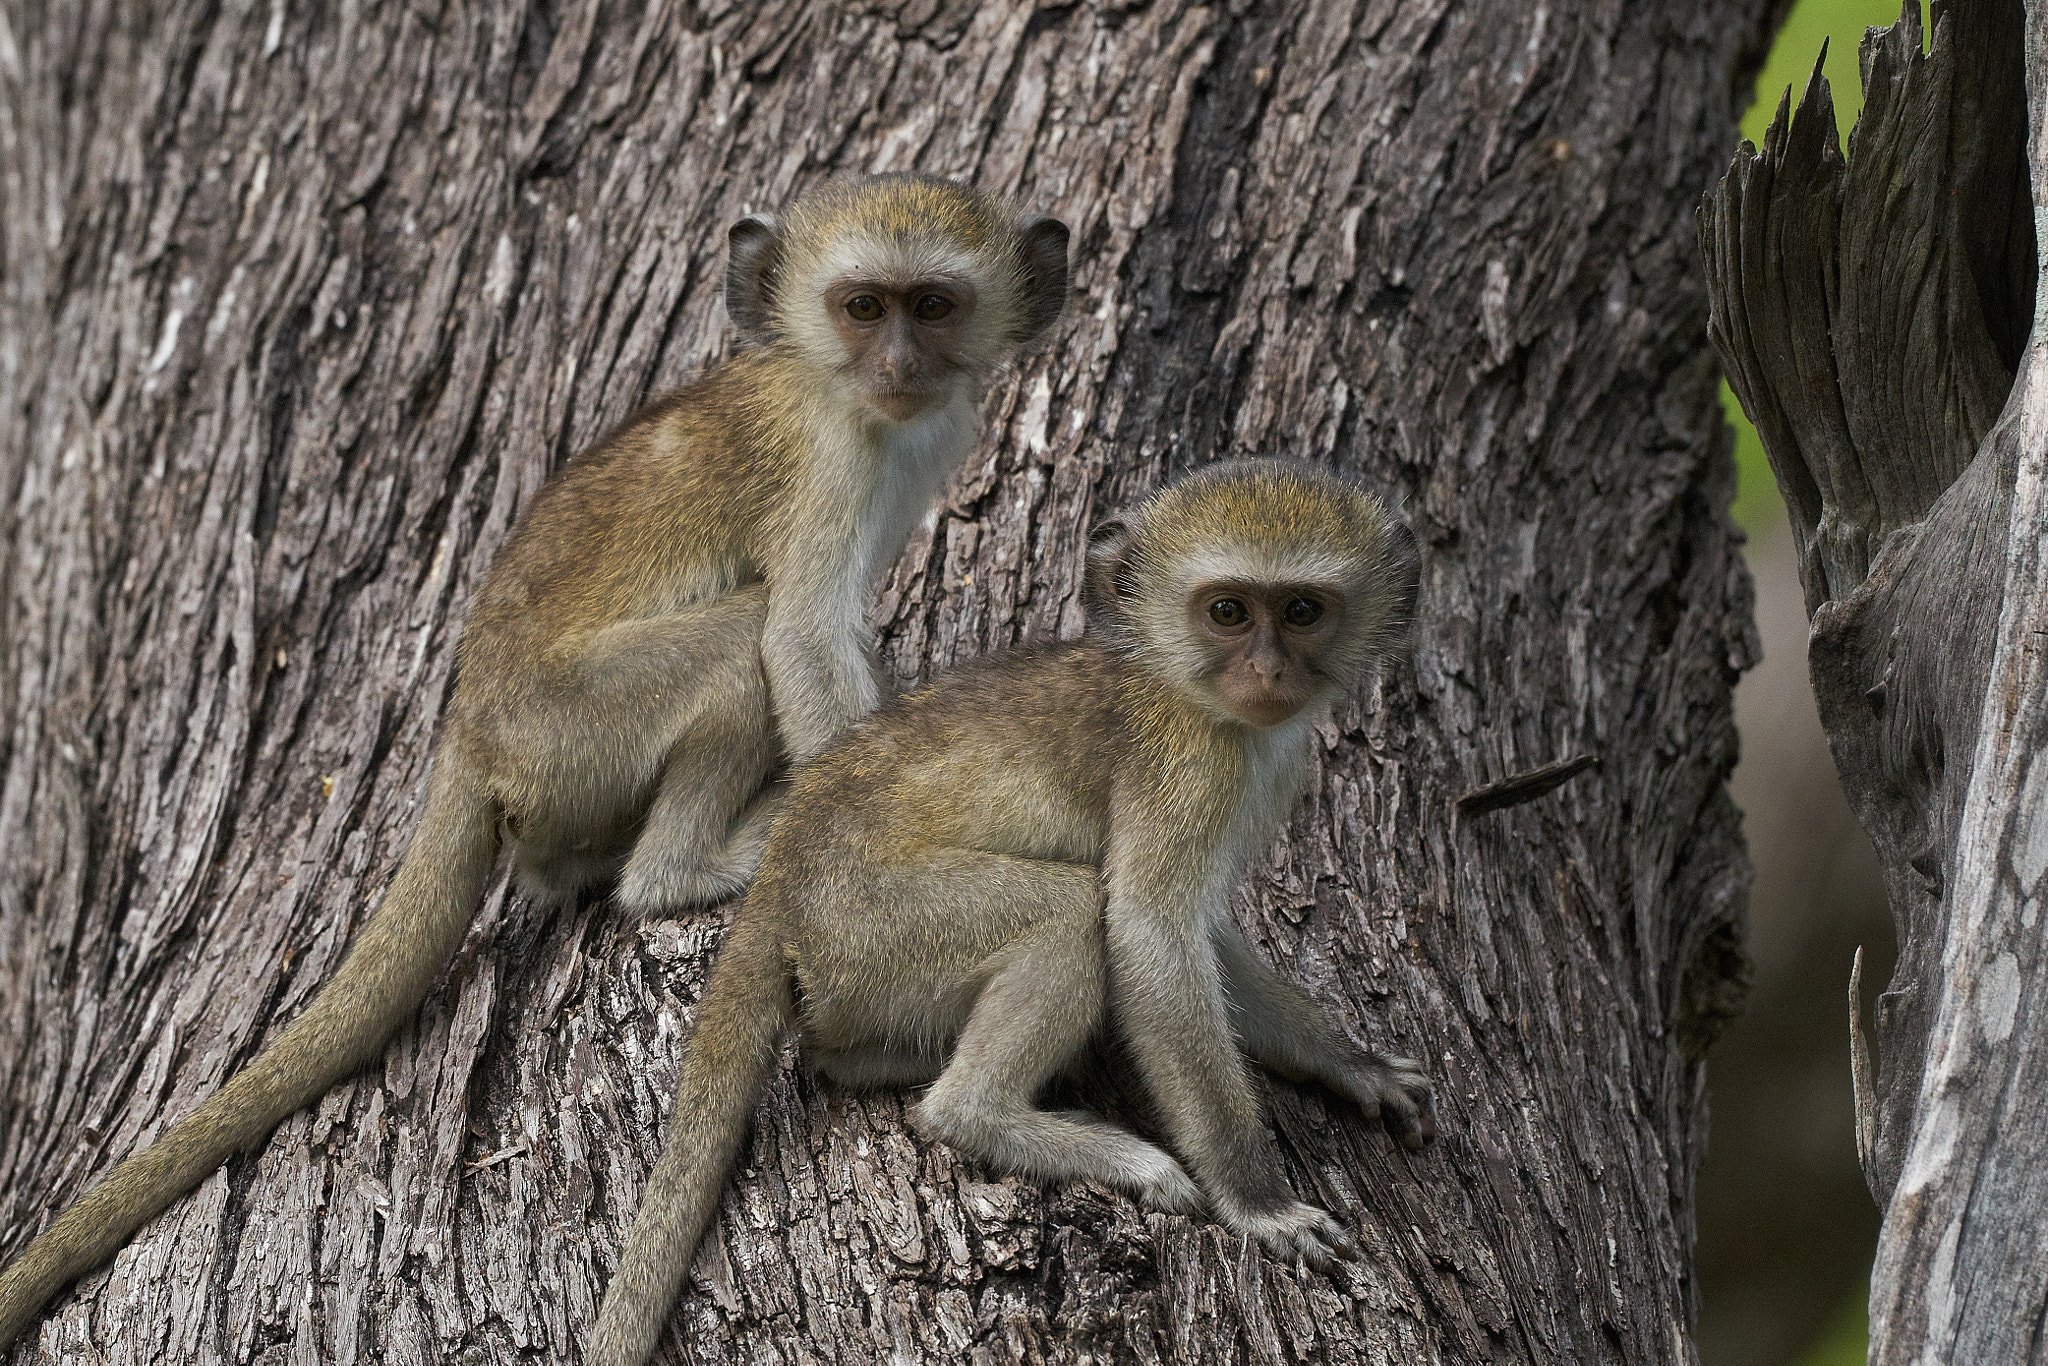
xmin=811 ymin=1043 xmax=945 ymax=1091
xmin=552 ymin=585 xmax=778 ymax=913
xmin=908 ymin=867 xmax=1201 ymax=1215
xmin=618 ymin=761 xmax=783 ymax=913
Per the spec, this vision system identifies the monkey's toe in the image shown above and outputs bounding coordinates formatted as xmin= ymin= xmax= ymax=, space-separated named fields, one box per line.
xmin=1236 ymin=1201 xmax=1358 ymax=1275
xmin=1133 ymin=1155 xmax=1202 ymax=1215
xmin=617 ymin=859 xmax=748 ymax=914
xmin=1366 ymin=1055 xmax=1437 ymax=1149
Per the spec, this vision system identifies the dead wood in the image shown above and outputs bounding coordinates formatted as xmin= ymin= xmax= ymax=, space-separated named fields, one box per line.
xmin=1701 ymin=0 xmax=2048 ymax=1357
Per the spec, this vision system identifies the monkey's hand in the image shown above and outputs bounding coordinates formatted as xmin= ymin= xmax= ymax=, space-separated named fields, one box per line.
xmin=1216 ymin=1198 xmax=1362 ymax=1274
xmin=1339 ymin=1053 xmax=1437 ymax=1153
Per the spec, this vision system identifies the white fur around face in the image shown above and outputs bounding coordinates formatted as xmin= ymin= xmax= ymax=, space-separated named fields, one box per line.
xmin=815 ymin=233 xmax=981 ymax=292
xmin=1211 ymin=715 xmax=1313 ymax=917
xmin=783 ymin=385 xmax=978 ymax=618
xmin=861 ymin=389 xmax=979 ymax=574
xmin=758 ymin=387 xmax=979 ymax=759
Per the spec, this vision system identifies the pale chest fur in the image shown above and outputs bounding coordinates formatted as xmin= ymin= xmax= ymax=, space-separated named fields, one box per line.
xmin=1205 ymin=716 xmax=1314 ymax=924
xmin=802 ymin=389 xmax=978 ymax=590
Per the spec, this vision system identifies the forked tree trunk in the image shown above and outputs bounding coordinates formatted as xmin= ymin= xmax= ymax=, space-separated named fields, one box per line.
xmin=1 ymin=3 xmax=1765 ymax=1361
xmin=1702 ymin=0 xmax=2048 ymax=1359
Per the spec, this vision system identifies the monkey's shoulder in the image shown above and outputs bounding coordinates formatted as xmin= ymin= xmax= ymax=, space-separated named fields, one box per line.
xmin=789 ymin=640 xmax=1119 ymax=858
xmin=540 ymin=352 xmax=797 ymax=508
xmin=462 ymin=354 xmax=797 ymax=638
xmin=888 ymin=639 xmax=1119 ymax=731
xmin=804 ymin=640 xmax=1123 ymax=790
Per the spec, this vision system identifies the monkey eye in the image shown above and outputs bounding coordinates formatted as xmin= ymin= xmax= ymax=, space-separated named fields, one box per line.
xmin=1208 ymin=599 xmax=1249 ymax=628
xmin=845 ymin=295 xmax=885 ymax=322
xmin=913 ymin=294 xmax=955 ymax=321
xmin=1284 ymin=598 xmax=1324 ymax=627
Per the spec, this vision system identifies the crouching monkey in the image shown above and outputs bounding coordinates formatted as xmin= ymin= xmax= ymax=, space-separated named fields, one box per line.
xmin=590 ymin=460 xmax=1436 ymax=1366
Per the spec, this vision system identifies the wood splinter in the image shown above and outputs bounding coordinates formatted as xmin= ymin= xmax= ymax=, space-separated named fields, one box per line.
xmin=1453 ymin=753 xmax=1601 ymax=817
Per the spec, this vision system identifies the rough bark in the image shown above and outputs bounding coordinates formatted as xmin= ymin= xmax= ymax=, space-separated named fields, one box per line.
xmin=0 ymin=2 xmax=1760 ymax=1362
xmin=1701 ymin=0 xmax=2048 ymax=1359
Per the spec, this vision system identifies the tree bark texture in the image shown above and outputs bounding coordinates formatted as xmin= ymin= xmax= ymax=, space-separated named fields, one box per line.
xmin=1 ymin=2 xmax=1762 ymax=1362
xmin=1701 ymin=0 xmax=2048 ymax=1360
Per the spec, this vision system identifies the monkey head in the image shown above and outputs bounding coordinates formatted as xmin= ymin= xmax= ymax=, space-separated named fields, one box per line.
xmin=1086 ymin=461 xmax=1420 ymax=728
xmin=723 ymin=176 xmax=1070 ymax=424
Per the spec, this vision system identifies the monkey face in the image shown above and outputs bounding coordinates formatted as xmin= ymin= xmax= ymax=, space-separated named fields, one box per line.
xmin=1183 ymin=581 xmax=1348 ymax=727
xmin=824 ymin=277 xmax=980 ymax=422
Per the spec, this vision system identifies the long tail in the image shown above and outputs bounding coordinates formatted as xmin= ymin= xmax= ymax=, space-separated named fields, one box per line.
xmin=587 ymin=893 xmax=794 ymax=1366
xmin=0 ymin=750 xmax=500 ymax=1350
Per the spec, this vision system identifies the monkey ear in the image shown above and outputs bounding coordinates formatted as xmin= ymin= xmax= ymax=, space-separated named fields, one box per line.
xmin=726 ymin=214 xmax=784 ymax=347
xmin=1013 ymin=215 xmax=1071 ymax=346
xmin=1083 ymin=516 xmax=1135 ymax=624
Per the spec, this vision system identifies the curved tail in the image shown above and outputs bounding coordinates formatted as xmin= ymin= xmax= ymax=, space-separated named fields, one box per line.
xmin=587 ymin=893 xmax=793 ymax=1366
xmin=0 ymin=751 xmax=500 ymax=1350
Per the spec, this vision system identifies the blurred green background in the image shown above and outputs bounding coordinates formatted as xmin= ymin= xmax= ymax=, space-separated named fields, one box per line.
xmin=1713 ymin=4 xmax=1925 ymax=1365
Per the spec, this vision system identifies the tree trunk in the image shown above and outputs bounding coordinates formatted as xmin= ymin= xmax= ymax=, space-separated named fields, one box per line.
xmin=0 ymin=2 xmax=1762 ymax=1362
xmin=1701 ymin=0 xmax=2048 ymax=1359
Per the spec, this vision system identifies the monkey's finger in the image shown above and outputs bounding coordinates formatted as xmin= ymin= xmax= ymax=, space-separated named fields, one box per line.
xmin=1246 ymin=1203 xmax=1350 ymax=1274
xmin=1298 ymin=1208 xmax=1360 ymax=1272
xmin=1299 ymin=1244 xmax=1343 ymax=1276
xmin=1378 ymin=1089 xmax=1433 ymax=1151
xmin=1412 ymin=1098 xmax=1439 ymax=1146
xmin=1282 ymin=1231 xmax=1344 ymax=1276
xmin=1317 ymin=1218 xmax=1362 ymax=1262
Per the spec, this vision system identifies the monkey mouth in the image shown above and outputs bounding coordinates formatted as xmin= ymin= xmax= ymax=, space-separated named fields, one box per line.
xmin=1236 ymin=698 xmax=1305 ymax=727
xmin=864 ymin=387 xmax=939 ymax=422
xmin=1221 ymin=681 xmax=1315 ymax=728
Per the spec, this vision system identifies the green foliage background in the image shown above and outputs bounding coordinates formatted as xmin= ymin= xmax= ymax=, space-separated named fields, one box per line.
xmin=1719 ymin=4 xmax=1923 ymax=1364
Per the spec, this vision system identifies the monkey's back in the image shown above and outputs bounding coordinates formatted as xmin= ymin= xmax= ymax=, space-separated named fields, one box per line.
xmin=770 ymin=641 xmax=1125 ymax=879
xmin=455 ymin=353 xmax=799 ymax=692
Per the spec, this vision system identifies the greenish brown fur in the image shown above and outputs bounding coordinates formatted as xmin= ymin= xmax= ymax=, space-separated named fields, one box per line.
xmin=588 ymin=461 xmax=1432 ymax=1366
xmin=0 ymin=176 xmax=1068 ymax=1353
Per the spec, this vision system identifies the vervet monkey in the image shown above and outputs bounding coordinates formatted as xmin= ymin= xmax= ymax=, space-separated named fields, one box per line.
xmin=590 ymin=460 xmax=1434 ymax=1366
xmin=0 ymin=176 xmax=1070 ymax=1350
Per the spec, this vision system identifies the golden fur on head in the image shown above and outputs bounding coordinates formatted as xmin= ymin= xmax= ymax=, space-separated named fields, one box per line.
xmin=1087 ymin=459 xmax=1420 ymax=712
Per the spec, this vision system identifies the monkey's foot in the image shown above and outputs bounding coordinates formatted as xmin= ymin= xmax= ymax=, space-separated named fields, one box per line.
xmin=912 ymin=1099 xmax=1203 ymax=1216
xmin=1074 ymin=1124 xmax=1201 ymax=1215
xmin=1350 ymin=1054 xmax=1436 ymax=1151
xmin=617 ymin=786 xmax=785 ymax=914
xmin=616 ymin=856 xmax=748 ymax=913
xmin=1222 ymin=1200 xmax=1361 ymax=1274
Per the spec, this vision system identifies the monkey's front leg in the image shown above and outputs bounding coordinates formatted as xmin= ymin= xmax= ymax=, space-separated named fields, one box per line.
xmin=1212 ymin=922 xmax=1435 ymax=1151
xmin=1104 ymin=894 xmax=1360 ymax=1272
xmin=759 ymin=566 xmax=884 ymax=764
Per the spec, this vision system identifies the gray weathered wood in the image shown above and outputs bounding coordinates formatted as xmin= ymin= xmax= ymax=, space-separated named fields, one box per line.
xmin=1701 ymin=0 xmax=2048 ymax=1358
xmin=1 ymin=2 xmax=1764 ymax=1361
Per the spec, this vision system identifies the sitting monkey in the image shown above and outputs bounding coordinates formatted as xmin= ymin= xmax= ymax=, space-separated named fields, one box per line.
xmin=0 ymin=176 xmax=1069 ymax=1351
xmin=590 ymin=459 xmax=1436 ymax=1366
